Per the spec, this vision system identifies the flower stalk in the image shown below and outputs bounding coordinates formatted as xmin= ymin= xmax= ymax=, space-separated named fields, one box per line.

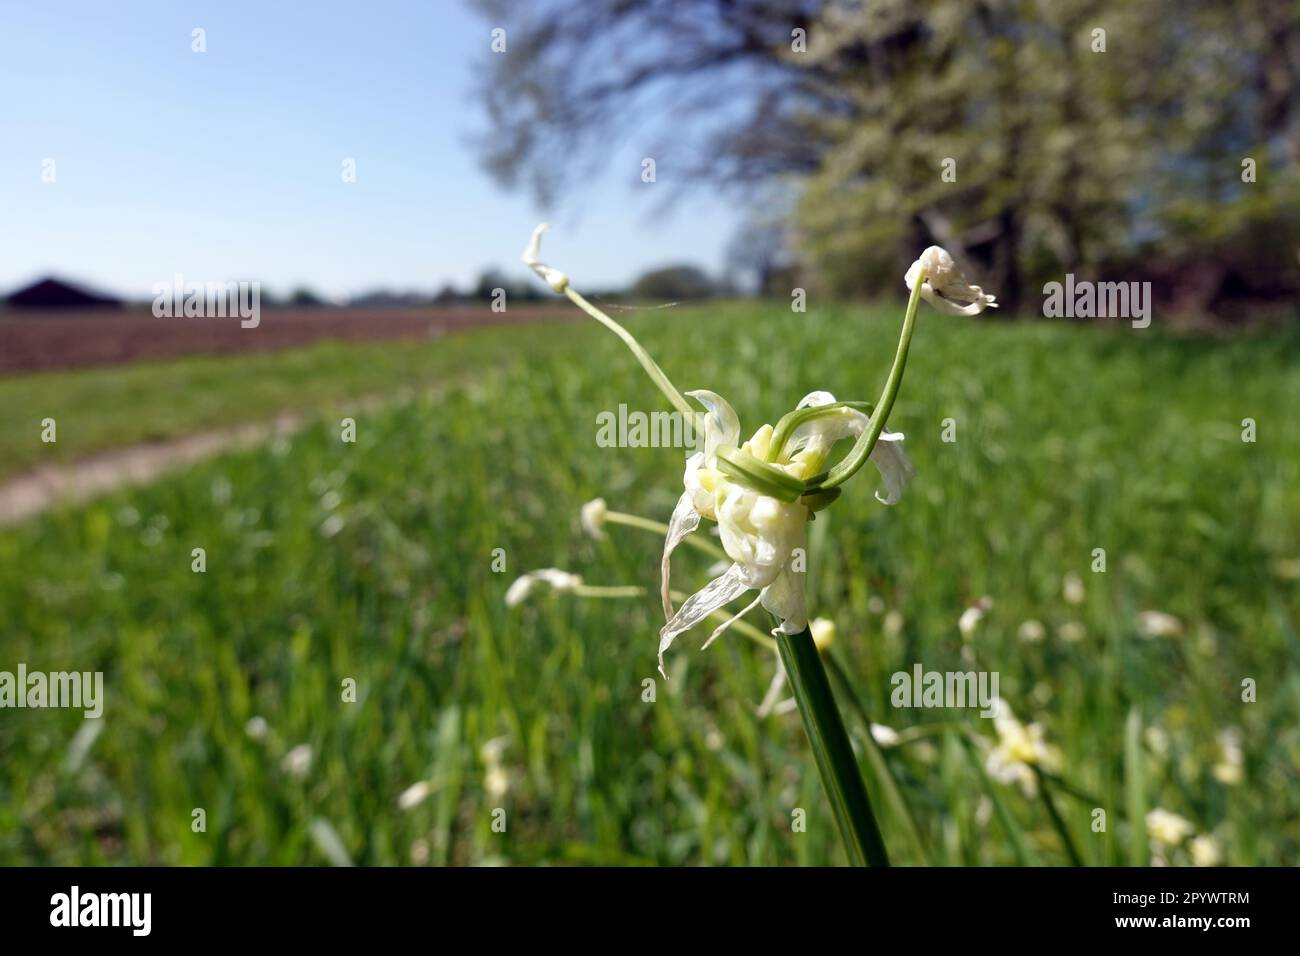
xmin=776 ymin=623 xmax=890 ymax=867
xmin=813 ymin=267 xmax=925 ymax=491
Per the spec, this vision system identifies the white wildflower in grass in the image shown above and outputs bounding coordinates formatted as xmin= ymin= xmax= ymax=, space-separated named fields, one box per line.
xmin=1062 ymin=571 xmax=1085 ymax=605
xmin=1212 ymin=727 xmax=1244 ymax=785
xmin=485 ymin=765 xmax=509 ymax=802
xmin=580 ymin=498 xmax=608 ymax=539
xmin=809 ymin=617 xmax=837 ymax=651
xmin=244 ymin=715 xmax=269 ymax=740
xmin=1058 ymin=621 xmax=1086 ymax=643
xmin=985 ymin=698 xmax=1062 ymax=797
xmin=1017 ymin=619 xmax=1046 ymax=643
xmin=904 ymin=246 xmax=998 ymax=317
xmin=481 ymin=735 xmax=511 ymax=802
xmin=397 ymin=780 xmax=434 ymax=810
xmin=1136 ymin=609 xmax=1184 ymax=638
xmin=1146 ymin=807 xmax=1195 ymax=847
xmin=883 ymin=609 xmax=904 ymax=638
xmin=281 ymin=743 xmax=312 ymax=779
xmin=505 ymin=568 xmax=583 ymax=607
xmin=1190 ymin=834 xmax=1222 ymax=867
xmin=870 ymin=723 xmax=901 ymax=747
xmin=958 ymin=596 xmax=992 ymax=639
xmin=1143 ymin=725 xmax=1170 ymax=760
xmin=480 ymin=736 xmax=509 ymax=764
xmin=522 ymin=225 xmax=995 ymax=868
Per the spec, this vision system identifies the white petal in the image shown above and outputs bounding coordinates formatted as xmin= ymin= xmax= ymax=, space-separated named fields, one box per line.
xmin=906 ymin=245 xmax=997 ymax=316
xmin=760 ymin=566 xmax=808 ymax=636
xmin=921 ymin=285 xmax=997 ymax=317
xmin=505 ymin=568 xmax=582 ymax=607
xmin=660 ymin=490 xmax=701 ymax=619
xmin=685 ymin=389 xmax=740 ymax=461
xmin=658 ymin=563 xmax=752 ymax=677
xmin=505 ymin=576 xmax=534 ymax=607
xmin=580 ymin=498 xmax=607 ymax=539
xmin=521 ymin=223 xmax=569 ymax=292
xmin=797 ymin=390 xmax=838 ymax=410
xmin=788 ymin=404 xmax=869 ymax=459
xmin=869 ymin=431 xmax=916 ymax=505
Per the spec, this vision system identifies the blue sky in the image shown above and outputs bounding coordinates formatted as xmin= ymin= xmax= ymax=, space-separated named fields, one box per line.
xmin=0 ymin=0 xmax=741 ymax=300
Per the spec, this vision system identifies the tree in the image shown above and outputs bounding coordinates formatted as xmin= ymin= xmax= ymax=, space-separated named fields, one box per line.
xmin=629 ymin=265 xmax=717 ymax=301
xmin=471 ymin=0 xmax=1300 ymax=315
xmin=726 ymin=213 xmax=797 ymax=296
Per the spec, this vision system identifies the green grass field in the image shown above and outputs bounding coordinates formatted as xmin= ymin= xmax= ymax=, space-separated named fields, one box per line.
xmin=2 ymin=304 xmax=1298 ymax=865
xmin=0 ymin=322 xmax=578 ymax=480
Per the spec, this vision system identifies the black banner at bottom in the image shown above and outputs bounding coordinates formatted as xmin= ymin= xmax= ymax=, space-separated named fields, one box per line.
xmin=0 ymin=865 xmax=1281 ymax=941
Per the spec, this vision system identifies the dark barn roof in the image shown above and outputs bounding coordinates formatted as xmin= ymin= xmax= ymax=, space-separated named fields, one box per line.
xmin=6 ymin=277 xmax=123 ymax=310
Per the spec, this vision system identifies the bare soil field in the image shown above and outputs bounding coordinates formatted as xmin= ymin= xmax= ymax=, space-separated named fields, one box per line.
xmin=0 ymin=306 xmax=567 ymax=374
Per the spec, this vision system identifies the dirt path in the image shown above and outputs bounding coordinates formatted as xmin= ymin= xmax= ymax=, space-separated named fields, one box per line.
xmin=0 ymin=414 xmax=308 ymax=525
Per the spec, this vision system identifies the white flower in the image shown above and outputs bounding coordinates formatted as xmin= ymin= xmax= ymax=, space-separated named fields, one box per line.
xmin=505 ymin=568 xmax=583 ymax=607
xmin=984 ymin=698 xmax=1061 ymax=797
xmin=521 ymin=223 xmax=569 ymax=293
xmin=397 ymin=780 xmax=434 ymax=810
xmin=1146 ymin=807 xmax=1194 ymax=847
xmin=809 ymin=617 xmax=837 ymax=651
xmin=1144 ymin=725 xmax=1170 ymax=759
xmin=1136 ymin=610 xmax=1183 ymax=638
xmin=657 ymin=389 xmax=913 ymax=676
xmin=883 ymin=609 xmax=904 ymax=638
xmin=485 ymin=766 xmax=509 ymax=801
xmin=1212 ymin=728 xmax=1244 ymax=786
xmin=1017 ymin=619 xmax=1046 ymax=643
xmin=1062 ymin=571 xmax=1085 ymax=605
xmin=1058 ymin=621 xmax=1086 ymax=643
xmin=1190 ymin=834 xmax=1221 ymax=867
xmin=870 ymin=723 xmax=901 ymax=747
xmin=281 ymin=743 xmax=313 ymax=779
xmin=245 ymin=715 xmax=269 ymax=740
xmin=481 ymin=735 xmax=511 ymax=801
xmin=580 ymin=498 xmax=608 ymax=539
xmin=958 ymin=597 xmax=992 ymax=638
xmin=905 ymin=246 xmax=998 ymax=316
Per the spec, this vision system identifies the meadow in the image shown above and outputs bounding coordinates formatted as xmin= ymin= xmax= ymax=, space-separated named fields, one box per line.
xmin=1 ymin=303 xmax=1297 ymax=866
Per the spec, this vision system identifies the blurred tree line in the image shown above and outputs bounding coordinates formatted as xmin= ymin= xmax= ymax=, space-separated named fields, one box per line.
xmin=471 ymin=0 xmax=1300 ymax=319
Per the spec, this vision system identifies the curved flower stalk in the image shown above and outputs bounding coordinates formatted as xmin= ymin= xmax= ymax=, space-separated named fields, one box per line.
xmin=505 ymin=568 xmax=640 ymax=606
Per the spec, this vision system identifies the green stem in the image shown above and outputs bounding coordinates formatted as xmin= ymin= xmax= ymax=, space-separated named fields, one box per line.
xmin=824 ymin=654 xmax=931 ymax=864
xmin=563 ymin=285 xmax=700 ymax=425
xmin=571 ymin=585 xmax=647 ymax=599
xmin=816 ymin=270 xmax=925 ymax=490
xmin=604 ymin=510 xmax=725 ymax=559
xmin=1035 ymin=766 xmax=1084 ymax=866
xmin=776 ymin=625 xmax=890 ymax=867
